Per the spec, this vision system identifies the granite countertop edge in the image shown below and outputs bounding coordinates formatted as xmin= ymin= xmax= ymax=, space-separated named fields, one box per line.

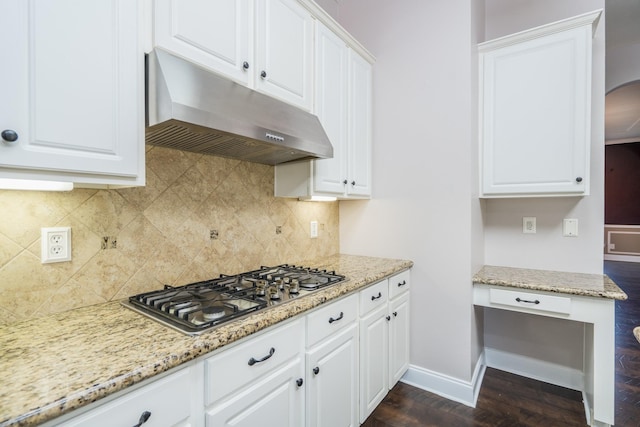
xmin=472 ymin=265 xmax=628 ymax=301
xmin=0 ymin=254 xmax=412 ymax=427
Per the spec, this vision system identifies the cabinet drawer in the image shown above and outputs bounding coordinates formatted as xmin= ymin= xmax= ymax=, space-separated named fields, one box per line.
xmin=359 ymin=280 xmax=388 ymax=316
xmin=307 ymin=293 xmax=358 ymax=348
xmin=489 ymin=288 xmax=571 ymax=314
xmin=389 ymin=270 xmax=410 ymax=299
xmin=59 ymin=368 xmax=191 ymax=427
xmin=205 ymin=318 xmax=304 ymax=406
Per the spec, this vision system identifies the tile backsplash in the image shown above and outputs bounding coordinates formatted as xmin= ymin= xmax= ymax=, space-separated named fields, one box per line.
xmin=0 ymin=146 xmax=339 ymax=325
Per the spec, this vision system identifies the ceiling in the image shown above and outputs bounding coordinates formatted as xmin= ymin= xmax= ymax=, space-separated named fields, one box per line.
xmin=605 ymin=0 xmax=640 ymax=143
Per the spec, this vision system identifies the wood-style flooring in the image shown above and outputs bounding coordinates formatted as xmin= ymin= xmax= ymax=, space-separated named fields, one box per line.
xmin=362 ymin=260 xmax=640 ymax=427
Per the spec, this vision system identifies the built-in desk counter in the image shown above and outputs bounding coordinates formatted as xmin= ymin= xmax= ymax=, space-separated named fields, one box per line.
xmin=473 ymin=265 xmax=627 ymax=427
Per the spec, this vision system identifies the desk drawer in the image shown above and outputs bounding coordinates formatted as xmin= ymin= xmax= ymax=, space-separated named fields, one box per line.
xmin=489 ymin=288 xmax=571 ymax=314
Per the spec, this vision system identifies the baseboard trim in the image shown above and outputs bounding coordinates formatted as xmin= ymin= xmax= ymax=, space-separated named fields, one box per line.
xmin=604 ymin=254 xmax=640 ymax=263
xmin=400 ymin=353 xmax=486 ymax=408
xmin=484 ymin=347 xmax=584 ymax=391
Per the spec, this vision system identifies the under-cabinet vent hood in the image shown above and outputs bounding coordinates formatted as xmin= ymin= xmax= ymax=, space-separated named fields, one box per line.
xmin=145 ymin=49 xmax=333 ymax=165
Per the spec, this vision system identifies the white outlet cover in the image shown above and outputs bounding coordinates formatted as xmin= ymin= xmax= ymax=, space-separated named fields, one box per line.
xmin=41 ymin=227 xmax=72 ymax=263
xmin=523 ymin=217 xmax=536 ymax=234
xmin=310 ymin=221 xmax=318 ymax=238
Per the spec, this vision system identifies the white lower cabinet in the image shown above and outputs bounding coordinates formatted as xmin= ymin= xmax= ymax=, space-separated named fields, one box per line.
xmin=306 ymin=294 xmax=359 ymax=427
xmin=204 ymin=318 xmax=305 ymax=427
xmin=358 ymin=271 xmax=411 ymax=423
xmin=56 ymin=367 xmax=195 ymax=427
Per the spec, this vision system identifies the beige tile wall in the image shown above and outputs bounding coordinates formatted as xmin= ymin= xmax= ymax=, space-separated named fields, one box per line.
xmin=0 ymin=146 xmax=339 ymax=325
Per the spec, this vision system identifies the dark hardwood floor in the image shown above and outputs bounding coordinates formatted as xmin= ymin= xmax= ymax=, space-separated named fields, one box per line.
xmin=362 ymin=261 xmax=640 ymax=427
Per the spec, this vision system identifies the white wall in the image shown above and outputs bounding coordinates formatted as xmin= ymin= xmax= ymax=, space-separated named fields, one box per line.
xmin=606 ymin=42 xmax=640 ymax=92
xmin=336 ymin=0 xmax=484 ymax=386
xmin=482 ymin=0 xmax=606 ymax=376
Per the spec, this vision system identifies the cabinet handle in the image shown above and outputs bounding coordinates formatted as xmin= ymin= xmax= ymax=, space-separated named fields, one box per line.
xmin=343 ymin=179 xmax=348 ymax=185
xmin=243 ymin=61 xmax=250 ymax=70
xmin=313 ymin=366 xmax=320 ymax=375
xmin=371 ymin=292 xmax=382 ymax=301
xmin=386 ymin=315 xmax=391 ymax=321
xmin=328 ymin=311 xmax=344 ymax=324
xmin=248 ymin=347 xmax=275 ymax=366
xmin=397 ymin=280 xmax=407 ymax=287
xmin=515 ymin=297 xmax=540 ymax=305
xmin=260 ymin=70 xmax=267 ymax=79
xmin=576 ymin=177 xmax=583 ymax=183
xmin=132 ymin=411 xmax=151 ymax=427
xmin=351 ymin=181 xmax=356 ymax=186
xmin=393 ymin=311 xmax=398 ymax=317
xmin=296 ymin=378 xmax=304 ymax=387
xmin=1 ymin=129 xmax=18 ymax=143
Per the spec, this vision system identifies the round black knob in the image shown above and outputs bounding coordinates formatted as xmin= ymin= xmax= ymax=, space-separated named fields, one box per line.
xmin=296 ymin=378 xmax=303 ymax=387
xmin=393 ymin=311 xmax=398 ymax=317
xmin=351 ymin=181 xmax=356 ymax=186
xmin=312 ymin=366 xmax=320 ymax=375
xmin=243 ymin=61 xmax=250 ymax=70
xmin=261 ymin=70 xmax=267 ymax=79
xmin=1 ymin=129 xmax=18 ymax=143
xmin=576 ymin=177 xmax=583 ymax=183
xmin=386 ymin=315 xmax=391 ymax=321
xmin=343 ymin=179 xmax=348 ymax=185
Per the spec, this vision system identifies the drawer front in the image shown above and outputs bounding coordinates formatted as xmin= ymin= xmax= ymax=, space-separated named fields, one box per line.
xmin=205 ymin=318 xmax=305 ymax=406
xmin=359 ymin=279 xmax=389 ymax=316
xmin=59 ymin=368 xmax=192 ymax=427
xmin=389 ymin=270 xmax=410 ymax=299
xmin=306 ymin=293 xmax=358 ymax=348
xmin=489 ymin=288 xmax=571 ymax=314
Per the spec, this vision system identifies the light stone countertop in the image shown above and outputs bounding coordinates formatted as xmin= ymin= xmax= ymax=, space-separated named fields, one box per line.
xmin=473 ymin=265 xmax=628 ymax=300
xmin=0 ymin=254 xmax=412 ymax=427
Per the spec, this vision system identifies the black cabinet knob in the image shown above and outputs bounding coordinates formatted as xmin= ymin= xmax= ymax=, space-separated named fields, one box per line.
xmin=576 ymin=177 xmax=583 ymax=183
xmin=313 ymin=366 xmax=320 ymax=375
xmin=296 ymin=378 xmax=303 ymax=387
xmin=343 ymin=179 xmax=348 ymax=185
xmin=243 ymin=61 xmax=250 ymax=70
xmin=393 ymin=311 xmax=398 ymax=317
xmin=261 ymin=70 xmax=267 ymax=79
xmin=351 ymin=181 xmax=356 ymax=186
xmin=1 ymin=129 xmax=18 ymax=143
xmin=386 ymin=315 xmax=391 ymax=321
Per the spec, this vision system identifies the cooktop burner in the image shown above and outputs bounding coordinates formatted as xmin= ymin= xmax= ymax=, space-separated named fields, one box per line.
xmin=123 ymin=264 xmax=345 ymax=335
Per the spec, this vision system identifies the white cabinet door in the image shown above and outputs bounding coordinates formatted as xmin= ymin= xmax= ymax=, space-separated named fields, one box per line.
xmin=313 ymin=22 xmax=348 ymax=195
xmin=346 ymin=49 xmax=373 ymax=197
xmin=388 ymin=291 xmax=410 ymax=388
xmin=306 ymin=323 xmax=358 ymax=427
xmin=479 ymin=12 xmax=600 ymax=197
xmin=206 ymin=358 xmax=304 ymax=427
xmin=0 ymin=0 xmax=143 ymax=184
xmin=154 ymin=0 xmax=251 ymax=86
xmin=359 ymin=302 xmax=388 ymax=423
xmin=255 ymin=0 xmax=313 ymax=111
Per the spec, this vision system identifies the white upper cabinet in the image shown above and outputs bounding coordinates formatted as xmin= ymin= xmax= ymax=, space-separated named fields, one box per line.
xmin=0 ymin=0 xmax=145 ymax=186
xmin=255 ymin=0 xmax=313 ymax=111
xmin=154 ymin=0 xmax=312 ymax=111
xmin=479 ymin=10 xmax=601 ymax=197
xmin=154 ymin=0 xmax=252 ymax=86
xmin=274 ymin=22 xmax=373 ymax=200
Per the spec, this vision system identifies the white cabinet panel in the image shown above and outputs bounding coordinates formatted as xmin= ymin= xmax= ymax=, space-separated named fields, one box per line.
xmin=255 ymin=0 xmax=313 ymax=110
xmin=154 ymin=0 xmax=251 ymax=86
xmin=0 ymin=0 xmax=144 ymax=185
xmin=359 ymin=302 xmax=388 ymax=422
xmin=479 ymin=11 xmax=601 ymax=197
xmin=58 ymin=368 xmax=193 ymax=427
xmin=388 ymin=291 xmax=410 ymax=387
xmin=306 ymin=323 xmax=358 ymax=427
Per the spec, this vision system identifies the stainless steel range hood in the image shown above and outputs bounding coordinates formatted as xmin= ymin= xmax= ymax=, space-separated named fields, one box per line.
xmin=145 ymin=49 xmax=333 ymax=165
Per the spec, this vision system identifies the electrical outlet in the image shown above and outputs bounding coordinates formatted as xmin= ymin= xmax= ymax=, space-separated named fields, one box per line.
xmin=523 ymin=217 xmax=536 ymax=234
xmin=310 ymin=221 xmax=318 ymax=238
xmin=41 ymin=227 xmax=71 ymax=263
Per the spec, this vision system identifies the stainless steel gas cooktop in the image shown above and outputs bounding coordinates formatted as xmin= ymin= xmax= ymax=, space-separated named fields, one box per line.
xmin=123 ymin=264 xmax=346 ymax=335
